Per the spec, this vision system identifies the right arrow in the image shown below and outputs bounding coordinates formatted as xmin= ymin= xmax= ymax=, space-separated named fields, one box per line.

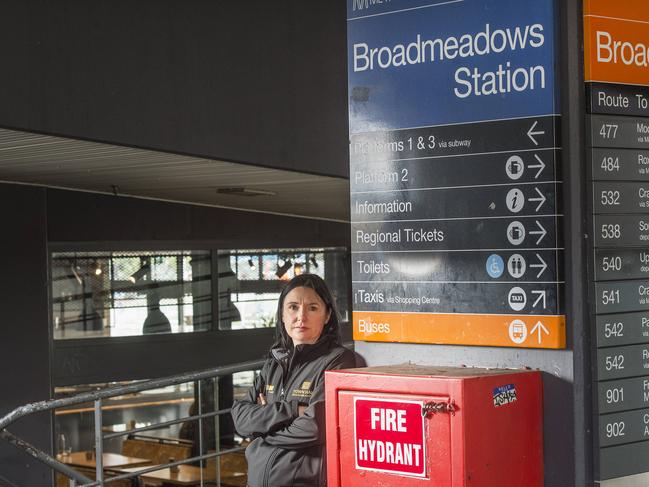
xmin=531 ymin=321 xmax=549 ymax=344
xmin=530 ymin=253 xmax=548 ymax=278
xmin=528 ymin=187 xmax=547 ymax=212
xmin=527 ymin=121 xmax=545 ymax=146
xmin=528 ymin=220 xmax=547 ymax=245
xmin=528 ymin=154 xmax=546 ymax=179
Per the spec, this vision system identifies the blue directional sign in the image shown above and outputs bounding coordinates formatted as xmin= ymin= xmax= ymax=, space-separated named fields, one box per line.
xmin=348 ymin=0 xmax=564 ymax=349
xmin=348 ymin=0 xmax=559 ymax=130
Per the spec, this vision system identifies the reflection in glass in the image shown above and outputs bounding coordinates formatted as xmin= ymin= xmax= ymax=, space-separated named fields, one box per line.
xmin=218 ymin=247 xmax=349 ymax=330
xmin=52 ymin=251 xmax=211 ymax=340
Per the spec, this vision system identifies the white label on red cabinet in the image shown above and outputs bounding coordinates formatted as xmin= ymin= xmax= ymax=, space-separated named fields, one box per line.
xmin=354 ymin=397 xmax=426 ymax=477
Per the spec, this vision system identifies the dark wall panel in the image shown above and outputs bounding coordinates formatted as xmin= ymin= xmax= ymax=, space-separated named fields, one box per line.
xmin=46 ymin=189 xmax=351 ymax=248
xmin=0 ymin=0 xmax=349 ymax=178
xmin=0 ymin=185 xmax=52 ymax=486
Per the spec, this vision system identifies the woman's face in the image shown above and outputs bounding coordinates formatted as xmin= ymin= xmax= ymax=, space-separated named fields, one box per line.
xmin=282 ymin=286 xmax=331 ymax=346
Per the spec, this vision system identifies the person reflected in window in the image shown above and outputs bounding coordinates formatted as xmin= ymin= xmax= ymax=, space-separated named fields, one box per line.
xmin=142 ymin=290 xmax=172 ymax=334
xmin=231 ymin=274 xmax=355 ymax=487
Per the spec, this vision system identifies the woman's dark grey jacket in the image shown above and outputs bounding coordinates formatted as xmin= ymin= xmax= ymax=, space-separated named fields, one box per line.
xmin=231 ymin=335 xmax=355 ymax=487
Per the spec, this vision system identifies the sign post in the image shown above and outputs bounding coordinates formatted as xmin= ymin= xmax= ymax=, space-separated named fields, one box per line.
xmin=348 ymin=0 xmax=565 ymax=348
xmin=584 ymin=0 xmax=649 ymax=481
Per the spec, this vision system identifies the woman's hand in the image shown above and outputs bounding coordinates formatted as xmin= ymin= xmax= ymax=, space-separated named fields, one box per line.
xmin=257 ymin=393 xmax=267 ymax=405
xmin=298 ymin=404 xmax=307 ymax=416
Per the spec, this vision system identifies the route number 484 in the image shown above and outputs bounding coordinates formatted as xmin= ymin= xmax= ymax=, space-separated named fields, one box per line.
xmin=601 ymin=156 xmax=620 ymax=172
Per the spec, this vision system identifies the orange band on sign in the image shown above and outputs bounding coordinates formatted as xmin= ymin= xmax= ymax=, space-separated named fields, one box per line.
xmin=584 ymin=0 xmax=649 ymax=85
xmin=353 ymin=311 xmax=566 ymax=349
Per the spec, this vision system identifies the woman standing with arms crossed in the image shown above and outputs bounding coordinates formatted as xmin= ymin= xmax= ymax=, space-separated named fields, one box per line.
xmin=231 ymin=273 xmax=356 ymax=486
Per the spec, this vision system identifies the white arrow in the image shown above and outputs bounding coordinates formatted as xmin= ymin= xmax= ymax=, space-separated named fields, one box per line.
xmin=528 ymin=187 xmax=546 ymax=212
xmin=528 ymin=154 xmax=546 ymax=179
xmin=527 ymin=121 xmax=545 ymax=146
xmin=530 ymin=253 xmax=548 ymax=278
xmin=531 ymin=290 xmax=547 ymax=308
xmin=531 ymin=321 xmax=549 ymax=344
xmin=529 ymin=220 xmax=547 ymax=244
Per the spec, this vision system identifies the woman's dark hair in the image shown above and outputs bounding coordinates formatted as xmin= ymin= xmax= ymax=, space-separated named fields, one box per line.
xmin=271 ymin=273 xmax=341 ymax=350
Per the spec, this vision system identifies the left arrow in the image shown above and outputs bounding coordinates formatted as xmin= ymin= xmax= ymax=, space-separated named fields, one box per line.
xmin=527 ymin=121 xmax=545 ymax=146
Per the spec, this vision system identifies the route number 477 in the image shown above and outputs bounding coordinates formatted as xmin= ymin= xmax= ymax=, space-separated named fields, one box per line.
xmin=600 ymin=124 xmax=619 ymax=139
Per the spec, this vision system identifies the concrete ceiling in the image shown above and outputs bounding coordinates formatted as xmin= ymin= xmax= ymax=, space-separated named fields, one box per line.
xmin=0 ymin=128 xmax=350 ymax=222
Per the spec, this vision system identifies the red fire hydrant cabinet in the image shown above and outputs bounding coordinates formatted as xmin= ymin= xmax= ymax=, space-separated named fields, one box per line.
xmin=325 ymin=364 xmax=543 ymax=486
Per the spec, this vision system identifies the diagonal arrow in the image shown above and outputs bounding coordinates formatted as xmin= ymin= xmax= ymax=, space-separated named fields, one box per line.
xmin=531 ymin=290 xmax=547 ymax=308
xmin=527 ymin=121 xmax=545 ymax=146
xmin=531 ymin=321 xmax=549 ymax=344
xmin=530 ymin=253 xmax=548 ymax=278
xmin=528 ymin=220 xmax=547 ymax=245
xmin=528 ymin=154 xmax=546 ymax=179
xmin=528 ymin=187 xmax=547 ymax=212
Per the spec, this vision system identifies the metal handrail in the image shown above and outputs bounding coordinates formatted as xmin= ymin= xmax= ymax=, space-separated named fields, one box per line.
xmin=0 ymin=358 xmax=266 ymax=487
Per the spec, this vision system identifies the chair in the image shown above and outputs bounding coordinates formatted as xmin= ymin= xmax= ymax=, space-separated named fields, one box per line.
xmin=122 ymin=434 xmax=193 ymax=465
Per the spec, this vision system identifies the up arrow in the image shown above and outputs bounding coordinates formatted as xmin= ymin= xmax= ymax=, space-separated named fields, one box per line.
xmin=530 ymin=253 xmax=548 ymax=278
xmin=527 ymin=121 xmax=545 ymax=146
xmin=528 ymin=188 xmax=546 ymax=212
xmin=529 ymin=220 xmax=547 ymax=245
xmin=531 ymin=321 xmax=549 ymax=344
xmin=528 ymin=154 xmax=546 ymax=179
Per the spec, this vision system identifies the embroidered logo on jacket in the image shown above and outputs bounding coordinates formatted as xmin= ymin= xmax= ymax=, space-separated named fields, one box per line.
xmin=291 ymin=381 xmax=313 ymax=398
xmin=265 ymin=384 xmax=275 ymax=394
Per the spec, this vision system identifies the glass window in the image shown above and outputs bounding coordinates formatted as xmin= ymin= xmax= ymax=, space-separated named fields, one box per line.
xmin=218 ymin=247 xmax=349 ymax=330
xmin=52 ymin=251 xmax=212 ymax=339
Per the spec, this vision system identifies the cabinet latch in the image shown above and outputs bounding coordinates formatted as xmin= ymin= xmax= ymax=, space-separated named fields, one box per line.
xmin=422 ymin=400 xmax=456 ymax=417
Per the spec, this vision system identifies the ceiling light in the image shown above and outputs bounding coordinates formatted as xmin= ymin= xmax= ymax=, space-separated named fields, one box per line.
xmin=216 ymin=187 xmax=276 ymax=197
xmin=276 ymin=259 xmax=292 ymax=279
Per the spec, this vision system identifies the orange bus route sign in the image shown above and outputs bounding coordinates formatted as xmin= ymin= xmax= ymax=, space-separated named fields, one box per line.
xmin=584 ymin=0 xmax=649 ymax=85
xmin=353 ymin=312 xmax=566 ymax=349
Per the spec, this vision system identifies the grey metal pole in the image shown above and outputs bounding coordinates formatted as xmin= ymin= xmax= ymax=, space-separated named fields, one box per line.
xmin=198 ymin=380 xmax=204 ymax=486
xmin=214 ymin=377 xmax=221 ymax=487
xmin=94 ymin=399 xmax=104 ymax=485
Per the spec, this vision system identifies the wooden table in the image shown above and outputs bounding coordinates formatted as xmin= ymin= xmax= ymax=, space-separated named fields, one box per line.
xmin=58 ymin=451 xmax=152 ymax=469
xmin=118 ymin=464 xmax=217 ymax=486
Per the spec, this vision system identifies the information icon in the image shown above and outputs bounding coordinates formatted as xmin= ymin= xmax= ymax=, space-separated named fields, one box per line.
xmin=507 ymin=221 xmax=526 ymax=246
xmin=486 ymin=254 xmax=504 ymax=278
xmin=508 ymin=286 xmax=527 ymax=311
xmin=508 ymin=319 xmax=528 ymax=344
xmin=506 ymin=188 xmax=525 ymax=213
xmin=505 ymin=155 xmax=524 ymax=180
xmin=507 ymin=254 xmax=526 ymax=278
